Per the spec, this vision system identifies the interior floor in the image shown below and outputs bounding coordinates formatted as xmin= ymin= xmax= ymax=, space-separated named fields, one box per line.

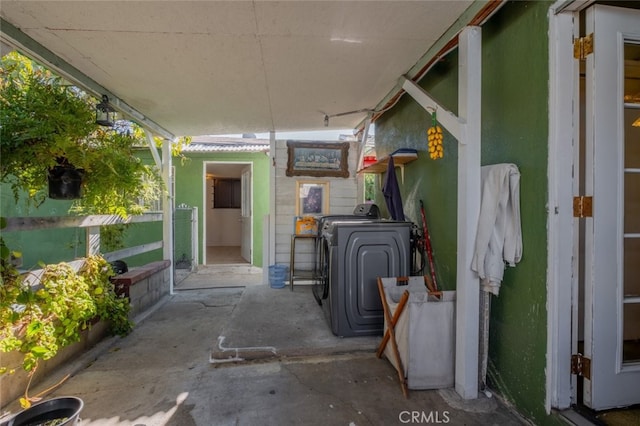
xmin=206 ymin=245 xmax=247 ymax=265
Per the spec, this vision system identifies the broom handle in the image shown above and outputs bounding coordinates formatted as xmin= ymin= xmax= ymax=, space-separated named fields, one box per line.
xmin=420 ymin=200 xmax=438 ymax=292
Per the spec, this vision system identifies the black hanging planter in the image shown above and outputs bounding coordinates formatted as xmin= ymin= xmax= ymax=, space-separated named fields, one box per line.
xmin=48 ymin=162 xmax=85 ymax=200
xmin=3 ymin=396 xmax=84 ymax=426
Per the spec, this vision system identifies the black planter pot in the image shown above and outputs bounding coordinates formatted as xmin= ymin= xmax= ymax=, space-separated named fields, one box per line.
xmin=48 ymin=165 xmax=84 ymax=200
xmin=1 ymin=396 xmax=84 ymax=426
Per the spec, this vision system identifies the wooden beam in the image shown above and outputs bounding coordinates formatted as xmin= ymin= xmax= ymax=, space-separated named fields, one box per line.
xmin=400 ymin=77 xmax=463 ymax=141
xmin=145 ymin=130 xmax=163 ymax=172
xmin=455 ymin=25 xmax=482 ymax=400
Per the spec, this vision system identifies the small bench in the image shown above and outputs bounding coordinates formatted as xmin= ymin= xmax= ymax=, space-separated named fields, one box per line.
xmin=111 ymin=259 xmax=171 ymax=317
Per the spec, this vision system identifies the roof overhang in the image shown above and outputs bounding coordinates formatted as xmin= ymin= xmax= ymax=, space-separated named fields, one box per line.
xmin=1 ymin=1 xmax=503 ymax=137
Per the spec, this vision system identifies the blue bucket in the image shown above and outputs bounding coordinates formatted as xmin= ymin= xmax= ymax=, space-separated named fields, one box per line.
xmin=268 ymin=264 xmax=288 ymax=289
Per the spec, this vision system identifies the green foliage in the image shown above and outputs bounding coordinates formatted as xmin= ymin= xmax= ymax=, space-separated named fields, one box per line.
xmin=64 ymin=128 xmax=163 ymax=217
xmin=0 ymin=253 xmax=131 ymax=372
xmin=99 ymin=223 xmax=130 ymax=252
xmin=0 ymin=52 xmax=163 ymax=216
xmin=0 ymin=234 xmax=132 ymax=406
xmin=364 ymin=173 xmax=376 ymax=202
xmin=0 ymin=52 xmax=94 ymax=204
xmin=80 ymin=255 xmax=132 ymax=336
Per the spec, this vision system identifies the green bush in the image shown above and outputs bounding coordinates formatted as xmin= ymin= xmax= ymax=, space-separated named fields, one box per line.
xmin=0 ymin=52 xmax=162 ymax=216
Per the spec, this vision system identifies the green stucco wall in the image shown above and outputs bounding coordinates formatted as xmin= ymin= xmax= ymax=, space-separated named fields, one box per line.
xmin=171 ymin=151 xmax=269 ymax=267
xmin=374 ymin=1 xmax=554 ymax=423
xmin=481 ymin=2 xmax=555 ymax=424
xmin=375 ymin=52 xmax=459 ymax=292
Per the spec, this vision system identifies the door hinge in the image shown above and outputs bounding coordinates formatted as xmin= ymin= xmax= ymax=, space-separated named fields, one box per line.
xmin=573 ymin=33 xmax=594 ymax=60
xmin=573 ymin=196 xmax=593 ymax=218
xmin=571 ymin=354 xmax=591 ymax=380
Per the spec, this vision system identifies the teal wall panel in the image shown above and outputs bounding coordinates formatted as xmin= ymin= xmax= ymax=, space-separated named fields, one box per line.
xmin=114 ymin=221 xmax=164 ymax=267
xmin=1 ymin=185 xmax=86 ymax=269
xmin=0 ymin=184 xmax=165 ymax=269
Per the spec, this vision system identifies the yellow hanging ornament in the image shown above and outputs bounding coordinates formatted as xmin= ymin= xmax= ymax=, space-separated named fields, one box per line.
xmin=427 ymin=111 xmax=443 ymax=160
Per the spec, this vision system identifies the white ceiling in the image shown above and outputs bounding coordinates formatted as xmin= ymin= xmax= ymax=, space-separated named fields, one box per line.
xmin=1 ymin=1 xmax=475 ymax=137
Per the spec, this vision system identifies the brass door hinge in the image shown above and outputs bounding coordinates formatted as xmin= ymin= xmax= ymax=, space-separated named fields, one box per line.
xmin=573 ymin=196 xmax=593 ymax=218
xmin=571 ymin=354 xmax=591 ymax=380
xmin=574 ymin=33 xmax=594 ymax=60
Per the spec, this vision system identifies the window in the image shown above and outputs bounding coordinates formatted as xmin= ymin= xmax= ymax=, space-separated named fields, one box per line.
xmin=213 ymin=178 xmax=241 ymax=209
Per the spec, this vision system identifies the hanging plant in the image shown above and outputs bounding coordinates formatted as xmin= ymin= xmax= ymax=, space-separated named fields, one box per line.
xmin=0 ymin=52 xmax=163 ymax=216
xmin=47 ymin=157 xmax=85 ymax=200
xmin=0 ymin=53 xmax=94 ymax=203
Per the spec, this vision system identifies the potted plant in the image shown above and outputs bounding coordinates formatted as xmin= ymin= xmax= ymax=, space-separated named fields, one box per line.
xmin=47 ymin=158 xmax=85 ymax=200
xmin=2 ymin=396 xmax=84 ymax=426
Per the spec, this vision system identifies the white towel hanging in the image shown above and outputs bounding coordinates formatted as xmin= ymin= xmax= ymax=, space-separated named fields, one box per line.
xmin=471 ymin=163 xmax=522 ymax=295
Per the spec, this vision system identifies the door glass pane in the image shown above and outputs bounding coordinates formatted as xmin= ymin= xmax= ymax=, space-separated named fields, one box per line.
xmin=623 ymin=41 xmax=640 ymax=365
xmin=625 ymin=42 xmax=640 ymax=168
xmin=625 ymin=108 xmax=640 ymax=168
xmin=624 ymin=174 xmax=640 ymax=233
xmin=623 ymin=304 xmax=640 ymax=363
xmin=623 ymin=238 xmax=640 ymax=297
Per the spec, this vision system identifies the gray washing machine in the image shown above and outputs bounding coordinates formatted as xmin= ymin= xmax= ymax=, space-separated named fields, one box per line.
xmin=322 ymin=220 xmax=412 ymax=337
xmin=312 ymin=205 xmax=381 ymax=305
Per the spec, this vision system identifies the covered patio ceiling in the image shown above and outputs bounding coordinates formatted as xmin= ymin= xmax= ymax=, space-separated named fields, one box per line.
xmin=0 ymin=1 xmax=499 ymax=138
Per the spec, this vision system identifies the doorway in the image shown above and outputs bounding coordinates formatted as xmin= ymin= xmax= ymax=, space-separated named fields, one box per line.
xmin=204 ymin=162 xmax=253 ymax=266
xmin=548 ymin=2 xmax=640 ymax=415
xmin=575 ymin=4 xmax=640 ymax=412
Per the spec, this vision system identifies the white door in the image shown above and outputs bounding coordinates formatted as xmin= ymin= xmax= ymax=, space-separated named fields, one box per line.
xmin=583 ymin=4 xmax=640 ymax=410
xmin=240 ymin=167 xmax=252 ymax=262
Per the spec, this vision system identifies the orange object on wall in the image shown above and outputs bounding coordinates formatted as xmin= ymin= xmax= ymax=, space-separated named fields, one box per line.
xmin=295 ymin=216 xmax=318 ymax=235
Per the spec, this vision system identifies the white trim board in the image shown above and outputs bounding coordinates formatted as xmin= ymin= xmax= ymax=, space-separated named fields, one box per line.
xmin=401 ymin=25 xmax=482 ymax=400
xmin=546 ymin=1 xmax=581 ymax=412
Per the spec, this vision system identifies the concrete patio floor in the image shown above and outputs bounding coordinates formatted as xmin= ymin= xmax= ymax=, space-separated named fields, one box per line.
xmin=0 ymin=269 xmax=529 ymax=426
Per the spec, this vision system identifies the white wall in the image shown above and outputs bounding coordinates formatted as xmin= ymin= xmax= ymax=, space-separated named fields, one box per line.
xmin=273 ymin=140 xmax=360 ymax=269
